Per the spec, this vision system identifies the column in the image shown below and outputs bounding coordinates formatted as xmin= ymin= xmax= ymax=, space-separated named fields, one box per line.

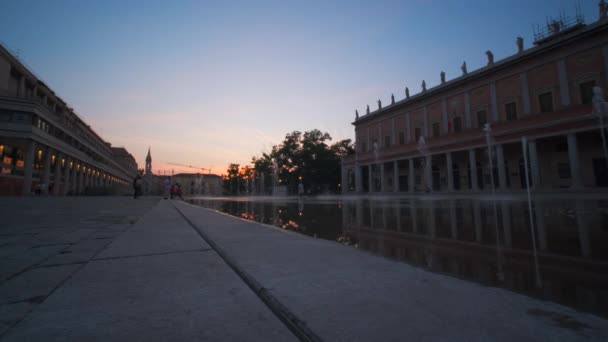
xmin=63 ymin=158 xmax=72 ymax=195
xmin=449 ymin=200 xmax=458 ymax=239
xmin=393 ymin=160 xmax=399 ymax=192
xmin=72 ymin=165 xmax=83 ymax=195
xmin=368 ymin=164 xmax=373 ymax=192
xmin=52 ymin=152 xmax=62 ymax=195
xmin=520 ymin=73 xmax=531 ymax=115
xmin=21 ymin=140 xmax=36 ymax=195
xmin=41 ymin=147 xmax=53 ymax=195
xmin=411 ymin=200 xmax=418 ymax=233
xmin=380 ymin=163 xmax=385 ymax=192
xmin=408 ymin=159 xmax=415 ymax=192
xmin=469 ymin=149 xmax=479 ymax=191
xmin=355 ymin=165 xmax=362 ymax=192
xmin=473 ymin=201 xmax=482 ymax=243
xmin=501 ymin=202 xmax=512 ymax=247
xmin=576 ymin=200 xmax=591 ymax=257
xmin=446 ymin=152 xmax=454 ymax=192
xmin=535 ymin=201 xmax=547 ymax=251
xmin=557 ymin=59 xmax=570 ymax=106
xmin=567 ymin=134 xmax=582 ymax=188
xmin=464 ymin=92 xmax=472 ymax=128
xmin=77 ymin=165 xmax=84 ymax=195
xmin=425 ymin=155 xmax=432 ymax=191
xmin=496 ymin=144 xmax=506 ymax=190
xmin=528 ymin=140 xmax=541 ymax=189
xmin=428 ymin=202 xmax=436 ymax=237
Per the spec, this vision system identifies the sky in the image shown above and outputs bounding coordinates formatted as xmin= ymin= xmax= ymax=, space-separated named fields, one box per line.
xmin=0 ymin=0 xmax=598 ymax=175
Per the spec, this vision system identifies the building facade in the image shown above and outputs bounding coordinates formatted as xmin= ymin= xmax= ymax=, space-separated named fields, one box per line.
xmin=0 ymin=44 xmax=136 ymax=195
xmin=342 ymin=9 xmax=608 ymax=194
xmin=172 ymin=173 xmax=222 ymax=196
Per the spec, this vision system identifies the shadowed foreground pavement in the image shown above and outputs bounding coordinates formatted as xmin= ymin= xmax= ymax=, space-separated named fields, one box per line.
xmin=0 ymin=197 xmax=607 ymax=341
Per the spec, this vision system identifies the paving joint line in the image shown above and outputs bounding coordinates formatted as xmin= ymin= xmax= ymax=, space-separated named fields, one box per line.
xmin=92 ymin=248 xmax=213 ymax=261
xmin=0 ymin=202 xmax=154 ymax=339
xmin=171 ymin=201 xmax=323 ymax=342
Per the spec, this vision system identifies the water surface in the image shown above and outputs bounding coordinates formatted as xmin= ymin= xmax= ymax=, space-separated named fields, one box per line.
xmin=187 ymin=195 xmax=608 ymax=317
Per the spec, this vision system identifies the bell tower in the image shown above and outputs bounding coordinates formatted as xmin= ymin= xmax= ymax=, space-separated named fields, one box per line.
xmin=145 ymin=147 xmax=152 ymax=175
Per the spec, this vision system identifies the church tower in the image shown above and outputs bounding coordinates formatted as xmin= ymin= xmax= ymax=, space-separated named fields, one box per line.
xmin=145 ymin=147 xmax=152 ymax=175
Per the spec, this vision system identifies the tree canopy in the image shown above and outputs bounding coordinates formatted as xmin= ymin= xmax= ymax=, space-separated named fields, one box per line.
xmin=222 ymin=129 xmax=354 ymax=195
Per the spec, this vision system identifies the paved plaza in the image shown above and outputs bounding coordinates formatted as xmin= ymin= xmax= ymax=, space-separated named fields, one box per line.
xmin=0 ymin=197 xmax=607 ymax=341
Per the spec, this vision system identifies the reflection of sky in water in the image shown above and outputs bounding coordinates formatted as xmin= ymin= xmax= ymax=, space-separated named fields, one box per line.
xmin=187 ymin=196 xmax=608 ymax=318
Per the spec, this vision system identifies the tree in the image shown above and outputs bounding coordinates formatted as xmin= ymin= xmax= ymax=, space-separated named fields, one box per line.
xmin=222 ymin=163 xmax=242 ymax=195
xmin=224 ymin=130 xmax=354 ymax=195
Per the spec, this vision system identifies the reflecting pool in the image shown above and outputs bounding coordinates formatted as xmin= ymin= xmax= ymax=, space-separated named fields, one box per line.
xmin=187 ymin=195 xmax=608 ymax=317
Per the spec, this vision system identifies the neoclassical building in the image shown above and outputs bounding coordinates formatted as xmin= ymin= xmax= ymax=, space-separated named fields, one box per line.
xmin=342 ymin=6 xmax=608 ymax=194
xmin=0 ymin=43 xmax=136 ymax=196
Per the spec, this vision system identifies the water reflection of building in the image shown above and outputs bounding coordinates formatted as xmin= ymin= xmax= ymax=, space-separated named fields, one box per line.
xmin=341 ymin=199 xmax=608 ymax=317
xmin=342 ymin=7 xmax=608 ymax=193
xmin=0 ymin=43 xmax=135 ymax=195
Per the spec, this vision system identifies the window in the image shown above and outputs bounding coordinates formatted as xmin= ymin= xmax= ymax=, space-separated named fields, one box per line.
xmin=414 ymin=128 xmax=422 ymax=142
xmin=558 ymin=163 xmax=571 ymax=179
xmin=477 ymin=110 xmax=487 ymax=128
xmin=579 ymin=80 xmax=596 ymax=105
xmin=398 ymin=132 xmax=405 ymax=145
xmin=539 ymin=92 xmax=554 ymax=113
xmin=453 ymin=117 xmax=462 ymax=132
xmin=385 ymin=135 xmax=391 ymax=148
xmin=505 ymin=102 xmax=517 ymax=121
xmin=432 ymin=122 xmax=440 ymax=138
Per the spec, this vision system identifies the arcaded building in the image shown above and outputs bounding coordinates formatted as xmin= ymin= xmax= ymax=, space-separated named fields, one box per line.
xmin=342 ymin=7 xmax=608 ymax=194
xmin=0 ymin=43 xmax=136 ymax=195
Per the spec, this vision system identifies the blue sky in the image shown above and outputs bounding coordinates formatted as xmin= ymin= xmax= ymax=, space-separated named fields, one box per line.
xmin=0 ymin=0 xmax=598 ymax=174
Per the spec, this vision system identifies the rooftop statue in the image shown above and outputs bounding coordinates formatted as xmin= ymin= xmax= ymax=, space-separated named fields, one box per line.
xmin=440 ymin=71 xmax=446 ymax=84
xmin=377 ymin=99 xmax=382 ymax=109
xmin=355 ymin=110 xmax=359 ymax=119
xmin=461 ymin=61 xmax=467 ymax=75
xmin=405 ymin=87 xmax=410 ymax=98
xmin=486 ymin=50 xmax=494 ymax=66
xmin=422 ymin=80 xmax=427 ymax=92
xmin=366 ymin=105 xmax=370 ymax=115
xmin=391 ymin=93 xmax=395 ymax=105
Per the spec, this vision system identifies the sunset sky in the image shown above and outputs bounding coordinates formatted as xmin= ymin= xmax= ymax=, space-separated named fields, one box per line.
xmin=0 ymin=0 xmax=597 ymax=175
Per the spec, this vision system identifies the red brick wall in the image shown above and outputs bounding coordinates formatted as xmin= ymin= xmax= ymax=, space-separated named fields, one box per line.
xmin=528 ymin=61 xmax=561 ymax=112
xmin=496 ymin=74 xmax=522 ymax=121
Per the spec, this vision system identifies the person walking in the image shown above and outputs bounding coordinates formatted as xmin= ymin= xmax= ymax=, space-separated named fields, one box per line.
xmin=163 ymin=176 xmax=171 ymax=199
xmin=133 ymin=172 xmax=143 ymax=199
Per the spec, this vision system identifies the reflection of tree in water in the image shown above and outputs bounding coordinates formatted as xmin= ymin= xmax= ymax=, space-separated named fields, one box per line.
xmin=337 ymin=233 xmax=358 ymax=247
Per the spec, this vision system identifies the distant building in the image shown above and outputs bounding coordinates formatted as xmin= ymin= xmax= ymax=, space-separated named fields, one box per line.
xmin=0 ymin=43 xmax=136 ymax=195
xmin=172 ymin=173 xmax=222 ymax=196
xmin=342 ymin=6 xmax=608 ymax=193
xmin=142 ymin=147 xmax=164 ymax=195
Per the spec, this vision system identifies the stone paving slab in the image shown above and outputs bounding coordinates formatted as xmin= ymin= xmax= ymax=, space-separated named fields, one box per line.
xmin=2 ymin=251 xmax=295 ymax=342
xmin=0 ymin=198 xmax=296 ymax=341
xmin=175 ymin=201 xmax=608 ymax=342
